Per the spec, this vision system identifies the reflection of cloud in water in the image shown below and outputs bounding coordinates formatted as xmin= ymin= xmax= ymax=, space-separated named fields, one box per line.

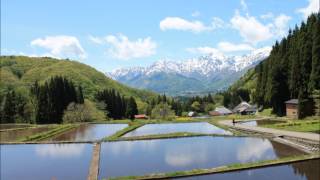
xmin=35 ymin=144 xmax=85 ymax=158
xmin=165 ymin=144 xmax=208 ymax=167
xmin=237 ymin=138 xmax=272 ymax=162
xmin=107 ymin=140 xmax=157 ymax=155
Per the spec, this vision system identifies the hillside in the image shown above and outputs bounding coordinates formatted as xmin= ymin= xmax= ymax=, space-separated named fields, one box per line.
xmin=224 ymin=13 xmax=320 ymax=117
xmin=0 ymin=56 xmax=156 ymax=101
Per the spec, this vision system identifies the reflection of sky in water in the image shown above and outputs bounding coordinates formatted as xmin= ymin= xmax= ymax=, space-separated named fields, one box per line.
xmin=35 ymin=144 xmax=86 ymax=158
xmin=99 ymin=136 xmax=303 ymax=179
xmin=165 ymin=144 xmax=208 ymax=167
xmin=123 ymin=122 xmax=232 ymax=137
xmin=1 ymin=144 xmax=92 ymax=180
xmin=52 ymin=124 xmax=128 ymax=141
xmin=237 ymin=138 xmax=273 ymax=162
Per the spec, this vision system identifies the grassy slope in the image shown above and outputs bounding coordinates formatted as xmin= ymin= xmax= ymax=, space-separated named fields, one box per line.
xmin=0 ymin=56 xmax=156 ymax=102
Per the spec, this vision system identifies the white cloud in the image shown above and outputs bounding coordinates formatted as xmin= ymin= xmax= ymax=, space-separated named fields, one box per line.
xmin=240 ymin=0 xmax=248 ymax=12
xmin=260 ymin=12 xmax=274 ymax=20
xmin=231 ymin=11 xmax=273 ymax=44
xmin=273 ymin=14 xmax=291 ymax=37
xmin=88 ymin=35 xmax=104 ymax=44
xmin=160 ymin=16 xmax=226 ymax=33
xmin=105 ymin=34 xmax=157 ymax=60
xmin=160 ymin=17 xmax=211 ymax=33
xmin=297 ymin=0 xmax=319 ymax=19
xmin=30 ymin=35 xmax=87 ymax=59
xmin=191 ymin=11 xmax=200 ymax=17
xmin=217 ymin=41 xmax=254 ymax=52
xmin=211 ymin=17 xmax=226 ymax=29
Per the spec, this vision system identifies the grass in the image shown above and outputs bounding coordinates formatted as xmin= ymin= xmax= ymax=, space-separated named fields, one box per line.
xmin=117 ymin=132 xmax=227 ymax=141
xmin=108 ymin=154 xmax=320 ymax=180
xmin=104 ymin=123 xmax=145 ymax=141
xmin=262 ymin=118 xmax=320 ymax=133
xmin=17 ymin=124 xmax=79 ymax=142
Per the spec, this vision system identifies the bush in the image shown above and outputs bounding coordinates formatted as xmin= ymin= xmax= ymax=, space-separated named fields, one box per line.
xmin=151 ymin=102 xmax=175 ymax=120
xmin=63 ymin=101 xmax=93 ymax=123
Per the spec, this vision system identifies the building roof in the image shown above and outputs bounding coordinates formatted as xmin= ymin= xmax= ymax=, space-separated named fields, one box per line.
xmin=134 ymin=114 xmax=147 ymax=118
xmin=214 ymin=106 xmax=233 ymax=114
xmin=232 ymin=101 xmax=251 ymax=112
xmin=285 ymin=99 xmax=298 ymax=104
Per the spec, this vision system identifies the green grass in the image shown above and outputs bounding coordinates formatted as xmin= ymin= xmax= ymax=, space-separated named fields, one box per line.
xmin=117 ymin=132 xmax=218 ymax=141
xmin=104 ymin=123 xmax=144 ymax=141
xmin=262 ymin=118 xmax=320 ymax=133
xmin=18 ymin=124 xmax=79 ymax=142
xmin=108 ymin=154 xmax=320 ymax=180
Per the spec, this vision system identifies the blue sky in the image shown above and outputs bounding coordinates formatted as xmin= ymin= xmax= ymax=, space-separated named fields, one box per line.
xmin=1 ymin=0 xmax=319 ymax=72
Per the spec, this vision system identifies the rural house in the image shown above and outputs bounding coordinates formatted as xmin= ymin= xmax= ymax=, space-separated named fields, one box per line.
xmin=209 ymin=106 xmax=233 ymax=116
xmin=285 ymin=99 xmax=298 ymax=118
xmin=233 ymin=101 xmax=257 ymax=115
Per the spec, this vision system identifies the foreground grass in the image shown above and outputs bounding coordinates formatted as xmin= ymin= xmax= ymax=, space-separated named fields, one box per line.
xmin=108 ymin=154 xmax=320 ymax=180
xmin=262 ymin=118 xmax=320 ymax=133
xmin=18 ymin=124 xmax=79 ymax=142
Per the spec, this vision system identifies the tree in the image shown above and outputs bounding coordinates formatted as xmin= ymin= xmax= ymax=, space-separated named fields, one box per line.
xmin=151 ymin=102 xmax=175 ymax=120
xmin=126 ymin=97 xmax=138 ymax=120
xmin=191 ymin=101 xmax=201 ymax=112
xmin=1 ymin=91 xmax=18 ymax=123
xmin=63 ymin=102 xmax=93 ymax=123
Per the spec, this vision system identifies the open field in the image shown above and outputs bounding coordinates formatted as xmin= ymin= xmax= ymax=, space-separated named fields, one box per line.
xmin=262 ymin=119 xmax=320 ymax=133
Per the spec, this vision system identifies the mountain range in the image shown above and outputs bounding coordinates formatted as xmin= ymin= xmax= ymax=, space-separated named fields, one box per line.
xmin=107 ymin=47 xmax=271 ymax=96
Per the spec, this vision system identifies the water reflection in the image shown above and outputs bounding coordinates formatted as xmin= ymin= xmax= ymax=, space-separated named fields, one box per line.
xmin=237 ymin=138 xmax=273 ymax=162
xmin=0 ymin=144 xmax=92 ymax=180
xmin=99 ymin=136 xmax=305 ymax=179
xmin=123 ymin=122 xmax=231 ymax=137
xmin=35 ymin=144 xmax=86 ymax=157
xmin=180 ymin=159 xmax=320 ymax=180
xmin=50 ymin=124 xmax=127 ymax=141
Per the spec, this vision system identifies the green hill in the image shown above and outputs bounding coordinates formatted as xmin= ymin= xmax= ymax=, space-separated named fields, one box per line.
xmin=0 ymin=56 xmax=156 ymax=102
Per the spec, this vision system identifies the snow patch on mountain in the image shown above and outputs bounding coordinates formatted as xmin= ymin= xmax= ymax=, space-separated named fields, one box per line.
xmin=107 ymin=47 xmax=271 ymax=80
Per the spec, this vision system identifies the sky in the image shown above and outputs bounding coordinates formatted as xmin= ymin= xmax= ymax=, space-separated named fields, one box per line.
xmin=1 ymin=0 xmax=319 ymax=72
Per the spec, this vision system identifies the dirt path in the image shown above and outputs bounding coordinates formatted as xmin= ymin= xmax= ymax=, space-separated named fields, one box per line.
xmin=88 ymin=143 xmax=101 ymax=180
xmin=219 ymin=120 xmax=320 ymax=142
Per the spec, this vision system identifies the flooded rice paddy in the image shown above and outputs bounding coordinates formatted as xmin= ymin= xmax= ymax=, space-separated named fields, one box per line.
xmin=49 ymin=124 xmax=128 ymax=141
xmin=0 ymin=126 xmax=55 ymax=142
xmin=98 ymin=136 xmax=305 ymax=179
xmin=180 ymin=159 xmax=320 ymax=180
xmin=123 ymin=122 xmax=231 ymax=137
xmin=0 ymin=124 xmax=33 ymax=130
xmin=1 ymin=143 xmax=92 ymax=180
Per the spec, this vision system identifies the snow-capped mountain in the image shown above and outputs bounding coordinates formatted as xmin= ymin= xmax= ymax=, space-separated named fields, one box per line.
xmin=106 ymin=47 xmax=271 ymax=96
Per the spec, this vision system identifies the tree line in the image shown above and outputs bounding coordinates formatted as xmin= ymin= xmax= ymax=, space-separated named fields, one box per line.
xmin=254 ymin=13 xmax=320 ymax=118
xmin=95 ymin=89 xmax=138 ymax=120
xmin=1 ymin=76 xmax=84 ymax=124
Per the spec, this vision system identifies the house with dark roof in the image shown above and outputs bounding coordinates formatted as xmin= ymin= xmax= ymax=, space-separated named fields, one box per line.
xmin=233 ymin=101 xmax=257 ymax=115
xmin=209 ymin=106 xmax=233 ymax=116
xmin=285 ymin=99 xmax=298 ymax=118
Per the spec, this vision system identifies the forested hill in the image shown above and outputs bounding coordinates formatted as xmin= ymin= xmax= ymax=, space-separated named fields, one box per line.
xmin=0 ymin=56 xmax=156 ymax=101
xmin=225 ymin=13 xmax=320 ymax=118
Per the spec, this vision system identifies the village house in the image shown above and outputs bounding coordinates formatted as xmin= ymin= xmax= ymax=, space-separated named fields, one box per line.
xmin=209 ymin=106 xmax=233 ymax=116
xmin=285 ymin=99 xmax=298 ymax=118
xmin=233 ymin=101 xmax=257 ymax=115
xmin=134 ymin=114 xmax=148 ymax=119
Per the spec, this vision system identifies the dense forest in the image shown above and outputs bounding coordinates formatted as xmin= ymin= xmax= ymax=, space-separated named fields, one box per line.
xmin=223 ymin=13 xmax=320 ymax=118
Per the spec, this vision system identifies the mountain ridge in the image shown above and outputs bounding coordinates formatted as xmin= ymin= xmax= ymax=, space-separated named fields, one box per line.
xmin=107 ymin=47 xmax=271 ymax=96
